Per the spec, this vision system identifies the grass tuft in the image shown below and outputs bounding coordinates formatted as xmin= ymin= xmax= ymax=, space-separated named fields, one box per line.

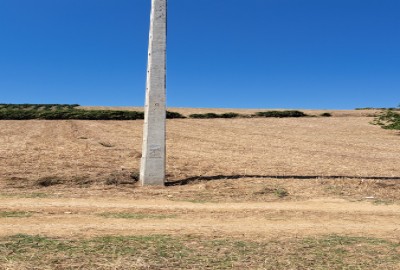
xmin=254 ymin=187 xmax=289 ymax=198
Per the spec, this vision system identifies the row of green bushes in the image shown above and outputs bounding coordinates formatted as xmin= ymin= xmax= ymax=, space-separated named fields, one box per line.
xmin=0 ymin=109 xmax=144 ymax=120
xmin=0 ymin=104 xmax=334 ymax=120
xmin=189 ymin=110 xmax=309 ymax=119
xmin=0 ymin=108 xmax=186 ymax=120
xmin=4 ymin=103 xmax=398 ymax=130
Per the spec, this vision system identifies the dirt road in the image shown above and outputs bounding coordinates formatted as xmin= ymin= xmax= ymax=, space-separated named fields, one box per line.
xmin=1 ymin=196 xmax=399 ymax=240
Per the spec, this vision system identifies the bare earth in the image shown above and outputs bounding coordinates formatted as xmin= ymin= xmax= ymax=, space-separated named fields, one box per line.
xmin=1 ymin=110 xmax=400 ymax=242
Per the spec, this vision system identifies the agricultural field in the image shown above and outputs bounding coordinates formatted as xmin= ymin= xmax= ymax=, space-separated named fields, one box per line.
xmin=0 ymin=108 xmax=400 ymax=269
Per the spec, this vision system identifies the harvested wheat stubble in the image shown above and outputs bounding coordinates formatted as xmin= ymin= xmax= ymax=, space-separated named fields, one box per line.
xmin=0 ymin=116 xmax=399 ymax=186
xmin=1 ymin=116 xmax=400 ymax=204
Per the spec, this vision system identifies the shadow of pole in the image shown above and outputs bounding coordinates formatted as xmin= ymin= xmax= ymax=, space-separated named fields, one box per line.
xmin=165 ymin=174 xmax=400 ymax=186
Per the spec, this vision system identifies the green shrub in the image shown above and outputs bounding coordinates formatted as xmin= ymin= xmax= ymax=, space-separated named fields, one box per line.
xmin=254 ymin=110 xmax=307 ymax=118
xmin=320 ymin=112 xmax=332 ymax=117
xmin=189 ymin=113 xmax=218 ymax=119
xmin=372 ymin=109 xmax=400 ymax=130
xmin=220 ymin=112 xmax=240 ymax=118
xmin=166 ymin=111 xmax=186 ymax=119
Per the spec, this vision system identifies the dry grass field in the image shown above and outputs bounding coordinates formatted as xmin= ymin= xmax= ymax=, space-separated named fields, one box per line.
xmin=1 ymin=109 xmax=400 ymax=269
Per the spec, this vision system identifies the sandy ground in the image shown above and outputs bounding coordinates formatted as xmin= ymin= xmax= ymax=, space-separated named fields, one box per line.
xmin=0 ymin=113 xmax=399 ymax=241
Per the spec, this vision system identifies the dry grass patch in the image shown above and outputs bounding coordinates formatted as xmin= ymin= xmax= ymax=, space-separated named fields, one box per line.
xmin=0 ymin=234 xmax=399 ymax=269
xmin=3 ymin=175 xmax=400 ymax=204
xmin=161 ymin=178 xmax=400 ymax=204
xmin=0 ymin=192 xmax=51 ymax=199
xmin=0 ymin=211 xmax=31 ymax=218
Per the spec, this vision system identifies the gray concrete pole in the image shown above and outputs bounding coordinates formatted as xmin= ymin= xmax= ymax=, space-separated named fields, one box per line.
xmin=140 ymin=0 xmax=167 ymax=186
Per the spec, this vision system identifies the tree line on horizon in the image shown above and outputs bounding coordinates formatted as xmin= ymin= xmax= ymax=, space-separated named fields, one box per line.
xmin=0 ymin=103 xmax=399 ymax=130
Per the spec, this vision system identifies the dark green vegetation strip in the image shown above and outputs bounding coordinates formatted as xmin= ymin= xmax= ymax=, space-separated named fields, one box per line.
xmin=189 ymin=110 xmax=308 ymax=119
xmin=0 ymin=104 xmax=185 ymax=120
xmin=1 ymin=234 xmax=399 ymax=269
xmin=0 ymin=104 xmax=311 ymax=120
xmin=189 ymin=112 xmax=241 ymax=119
xmin=356 ymin=107 xmax=400 ymax=111
xmin=255 ymin=110 xmax=307 ymax=118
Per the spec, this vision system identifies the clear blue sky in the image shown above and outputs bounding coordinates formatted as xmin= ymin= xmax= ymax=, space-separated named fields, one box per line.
xmin=0 ymin=0 xmax=399 ymax=109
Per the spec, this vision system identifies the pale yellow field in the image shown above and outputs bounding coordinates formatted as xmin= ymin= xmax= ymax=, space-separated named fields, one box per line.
xmin=1 ymin=112 xmax=398 ymax=183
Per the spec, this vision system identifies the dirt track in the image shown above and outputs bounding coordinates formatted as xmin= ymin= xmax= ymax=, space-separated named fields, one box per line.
xmin=1 ymin=196 xmax=400 ymax=240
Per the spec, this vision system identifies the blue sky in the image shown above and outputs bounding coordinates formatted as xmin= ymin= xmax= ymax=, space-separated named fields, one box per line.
xmin=0 ymin=0 xmax=399 ymax=109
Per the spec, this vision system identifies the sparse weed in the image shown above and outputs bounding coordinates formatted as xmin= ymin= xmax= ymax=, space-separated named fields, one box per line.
xmin=254 ymin=187 xmax=289 ymax=198
xmin=274 ymin=188 xmax=289 ymax=198
xmin=98 ymin=212 xmax=177 ymax=219
xmin=372 ymin=199 xmax=395 ymax=205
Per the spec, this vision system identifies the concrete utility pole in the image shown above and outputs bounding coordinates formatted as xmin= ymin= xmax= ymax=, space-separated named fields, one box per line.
xmin=140 ymin=0 xmax=167 ymax=186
